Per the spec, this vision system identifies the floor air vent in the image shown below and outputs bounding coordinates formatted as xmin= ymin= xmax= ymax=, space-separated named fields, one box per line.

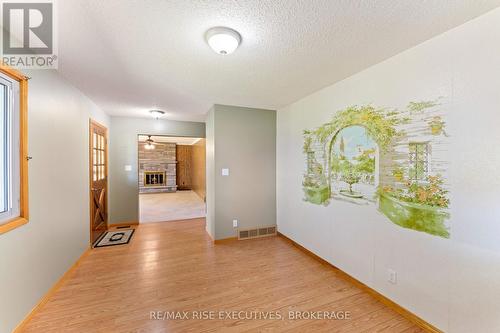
xmin=238 ymin=226 xmax=277 ymax=240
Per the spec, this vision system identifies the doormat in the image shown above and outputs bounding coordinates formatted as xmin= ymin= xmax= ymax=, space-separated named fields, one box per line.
xmin=94 ymin=229 xmax=135 ymax=248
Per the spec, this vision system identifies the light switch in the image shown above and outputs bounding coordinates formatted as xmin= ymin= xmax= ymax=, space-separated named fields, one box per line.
xmin=124 ymin=165 xmax=132 ymax=171
xmin=221 ymin=168 xmax=230 ymax=176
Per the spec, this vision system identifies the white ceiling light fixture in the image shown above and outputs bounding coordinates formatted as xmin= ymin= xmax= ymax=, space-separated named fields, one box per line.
xmin=150 ymin=109 xmax=165 ymax=119
xmin=205 ymin=27 xmax=241 ymax=55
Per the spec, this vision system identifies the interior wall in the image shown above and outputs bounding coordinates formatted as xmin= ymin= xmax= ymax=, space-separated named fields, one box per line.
xmin=205 ymin=108 xmax=215 ymax=239
xmin=277 ymin=8 xmax=500 ymax=333
xmin=191 ymin=139 xmax=206 ymax=201
xmin=0 ymin=70 xmax=109 ymax=333
xmin=108 ymin=117 xmax=205 ymax=224
xmin=207 ymin=104 xmax=276 ymax=240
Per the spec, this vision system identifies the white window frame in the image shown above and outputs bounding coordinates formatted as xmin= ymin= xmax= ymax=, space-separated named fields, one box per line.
xmin=0 ymin=73 xmax=20 ymax=223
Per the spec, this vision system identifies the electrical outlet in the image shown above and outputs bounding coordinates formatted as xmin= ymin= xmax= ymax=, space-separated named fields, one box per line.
xmin=387 ymin=269 xmax=397 ymax=284
xmin=232 ymin=219 xmax=238 ymax=228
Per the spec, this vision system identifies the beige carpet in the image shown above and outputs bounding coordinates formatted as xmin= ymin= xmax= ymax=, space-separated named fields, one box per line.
xmin=139 ymin=190 xmax=206 ymax=223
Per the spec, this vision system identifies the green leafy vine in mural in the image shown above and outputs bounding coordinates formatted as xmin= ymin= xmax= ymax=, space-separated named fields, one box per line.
xmin=407 ymin=100 xmax=440 ymax=113
xmin=303 ymin=133 xmax=312 ymax=153
xmin=309 ymin=105 xmax=406 ymax=151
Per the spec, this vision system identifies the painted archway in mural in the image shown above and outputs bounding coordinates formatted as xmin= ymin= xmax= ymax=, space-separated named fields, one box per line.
xmin=303 ymin=105 xmax=403 ymax=205
xmin=327 ymin=125 xmax=379 ymax=203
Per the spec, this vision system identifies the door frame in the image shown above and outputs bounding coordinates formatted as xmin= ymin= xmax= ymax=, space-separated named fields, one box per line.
xmin=89 ymin=119 xmax=108 ymax=246
xmin=136 ymin=134 xmax=206 ymax=222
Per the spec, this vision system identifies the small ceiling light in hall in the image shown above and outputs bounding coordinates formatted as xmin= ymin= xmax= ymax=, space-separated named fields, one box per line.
xmin=205 ymin=27 xmax=241 ymax=55
xmin=150 ymin=110 xmax=165 ymax=119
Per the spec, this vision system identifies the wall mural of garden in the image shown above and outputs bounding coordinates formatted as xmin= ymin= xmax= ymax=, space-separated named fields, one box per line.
xmin=302 ymin=100 xmax=450 ymax=238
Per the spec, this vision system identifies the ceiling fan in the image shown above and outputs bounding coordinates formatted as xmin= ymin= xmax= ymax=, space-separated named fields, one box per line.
xmin=143 ymin=135 xmax=168 ymax=150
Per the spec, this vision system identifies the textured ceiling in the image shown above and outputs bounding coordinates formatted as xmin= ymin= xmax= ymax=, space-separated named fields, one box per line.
xmin=58 ymin=0 xmax=500 ymax=121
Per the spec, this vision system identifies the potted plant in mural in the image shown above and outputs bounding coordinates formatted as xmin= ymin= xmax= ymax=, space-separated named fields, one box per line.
xmin=428 ymin=116 xmax=447 ymax=136
xmin=302 ymin=163 xmax=329 ymax=204
xmin=340 ymin=169 xmax=363 ymax=198
xmin=392 ymin=166 xmax=404 ymax=182
xmin=302 ymin=99 xmax=451 ymax=238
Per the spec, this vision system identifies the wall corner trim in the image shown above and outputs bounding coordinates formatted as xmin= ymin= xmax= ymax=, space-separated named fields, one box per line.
xmin=277 ymin=232 xmax=443 ymax=333
xmin=213 ymin=236 xmax=238 ymax=244
xmin=12 ymin=247 xmax=92 ymax=333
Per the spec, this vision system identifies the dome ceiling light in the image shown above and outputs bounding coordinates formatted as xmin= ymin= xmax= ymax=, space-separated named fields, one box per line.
xmin=150 ymin=109 xmax=165 ymax=119
xmin=205 ymin=27 xmax=241 ymax=55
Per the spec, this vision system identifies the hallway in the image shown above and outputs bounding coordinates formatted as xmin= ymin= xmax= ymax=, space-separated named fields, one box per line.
xmin=21 ymin=219 xmax=423 ymax=332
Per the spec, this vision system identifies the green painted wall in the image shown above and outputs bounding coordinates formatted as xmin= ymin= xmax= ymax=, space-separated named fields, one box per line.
xmin=205 ymin=107 xmax=216 ymax=239
xmin=207 ymin=105 xmax=276 ymax=240
xmin=0 ymin=70 xmax=110 ymax=333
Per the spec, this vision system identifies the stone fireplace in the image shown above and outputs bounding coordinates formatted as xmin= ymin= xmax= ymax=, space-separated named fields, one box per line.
xmin=144 ymin=171 xmax=166 ymax=186
xmin=138 ymin=141 xmax=177 ymax=193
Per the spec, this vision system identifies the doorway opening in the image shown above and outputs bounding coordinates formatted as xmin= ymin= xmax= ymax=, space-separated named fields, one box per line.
xmin=137 ymin=135 xmax=206 ymax=223
xmin=89 ymin=120 xmax=108 ymax=245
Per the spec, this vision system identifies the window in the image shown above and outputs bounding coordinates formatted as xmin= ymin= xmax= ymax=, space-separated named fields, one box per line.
xmin=92 ymin=133 xmax=106 ymax=181
xmin=408 ymin=142 xmax=429 ymax=181
xmin=0 ymin=66 xmax=28 ymax=234
xmin=0 ymin=73 xmax=19 ymax=221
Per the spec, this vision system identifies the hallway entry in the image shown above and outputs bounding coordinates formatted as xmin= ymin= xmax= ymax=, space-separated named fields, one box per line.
xmin=137 ymin=135 xmax=206 ymax=223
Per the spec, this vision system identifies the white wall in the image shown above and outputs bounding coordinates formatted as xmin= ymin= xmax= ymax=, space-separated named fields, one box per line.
xmin=277 ymin=8 xmax=500 ymax=333
xmin=0 ymin=70 xmax=109 ymax=333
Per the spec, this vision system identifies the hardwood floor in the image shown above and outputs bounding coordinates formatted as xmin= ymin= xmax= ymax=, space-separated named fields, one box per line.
xmin=22 ymin=219 xmax=425 ymax=332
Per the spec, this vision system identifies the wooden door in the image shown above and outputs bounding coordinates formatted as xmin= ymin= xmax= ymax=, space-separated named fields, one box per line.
xmin=176 ymin=145 xmax=192 ymax=190
xmin=89 ymin=120 xmax=108 ymax=245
